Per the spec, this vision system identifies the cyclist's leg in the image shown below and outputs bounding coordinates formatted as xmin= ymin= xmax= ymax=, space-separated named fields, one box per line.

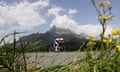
xmin=55 ymin=44 xmax=58 ymax=51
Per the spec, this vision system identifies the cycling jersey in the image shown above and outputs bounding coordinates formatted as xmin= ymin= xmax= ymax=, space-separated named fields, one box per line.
xmin=54 ymin=38 xmax=64 ymax=44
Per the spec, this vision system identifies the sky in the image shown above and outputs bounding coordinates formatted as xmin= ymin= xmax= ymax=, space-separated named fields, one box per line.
xmin=0 ymin=0 xmax=120 ymax=40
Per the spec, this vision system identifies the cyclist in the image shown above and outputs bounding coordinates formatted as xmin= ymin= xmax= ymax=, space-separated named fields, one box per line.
xmin=54 ymin=37 xmax=64 ymax=51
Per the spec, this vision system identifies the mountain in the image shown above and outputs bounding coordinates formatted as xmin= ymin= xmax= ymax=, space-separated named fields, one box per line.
xmin=47 ymin=25 xmax=75 ymax=35
xmin=19 ymin=26 xmax=87 ymax=51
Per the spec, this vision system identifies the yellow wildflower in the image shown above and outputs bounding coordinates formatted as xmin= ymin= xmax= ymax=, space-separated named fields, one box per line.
xmin=107 ymin=15 xmax=113 ymax=20
xmin=106 ymin=15 xmax=113 ymax=21
xmin=102 ymin=38 xmax=112 ymax=43
xmin=86 ymin=34 xmax=95 ymax=41
xmin=112 ymin=27 xmax=120 ymax=35
xmin=116 ymin=44 xmax=120 ymax=51
xmin=102 ymin=39 xmax=107 ymax=43
xmin=98 ymin=15 xmax=102 ymax=21
xmin=98 ymin=15 xmax=105 ymax=21
xmin=108 ymin=38 xmax=112 ymax=43
xmin=98 ymin=15 xmax=113 ymax=21
xmin=97 ymin=1 xmax=110 ymax=7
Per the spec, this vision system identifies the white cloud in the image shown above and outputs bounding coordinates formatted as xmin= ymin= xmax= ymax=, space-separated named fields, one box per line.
xmin=51 ymin=16 xmax=112 ymax=36
xmin=30 ymin=0 xmax=49 ymax=9
xmin=0 ymin=1 xmax=49 ymax=30
xmin=49 ymin=7 xmax=112 ymax=37
xmin=68 ymin=9 xmax=78 ymax=14
xmin=48 ymin=6 xmax=64 ymax=16
xmin=50 ymin=15 xmax=79 ymax=33
xmin=78 ymin=24 xmax=112 ymax=36
xmin=0 ymin=0 xmax=49 ymax=39
xmin=0 ymin=17 xmax=5 ymax=24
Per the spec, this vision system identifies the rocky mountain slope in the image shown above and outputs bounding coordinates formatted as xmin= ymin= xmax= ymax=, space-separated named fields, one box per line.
xmin=19 ymin=26 xmax=87 ymax=51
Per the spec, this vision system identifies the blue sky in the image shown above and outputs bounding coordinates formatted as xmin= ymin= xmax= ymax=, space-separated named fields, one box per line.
xmin=0 ymin=0 xmax=119 ymax=39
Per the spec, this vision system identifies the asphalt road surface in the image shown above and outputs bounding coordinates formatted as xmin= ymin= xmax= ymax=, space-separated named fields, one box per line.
xmin=25 ymin=52 xmax=86 ymax=68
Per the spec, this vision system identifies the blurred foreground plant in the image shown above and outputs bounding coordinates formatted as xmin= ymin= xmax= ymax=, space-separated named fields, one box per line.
xmin=0 ymin=31 xmax=39 ymax=72
xmin=91 ymin=0 xmax=113 ymax=42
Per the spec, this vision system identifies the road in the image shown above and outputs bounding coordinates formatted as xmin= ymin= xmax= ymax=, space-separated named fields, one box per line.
xmin=25 ymin=52 xmax=86 ymax=68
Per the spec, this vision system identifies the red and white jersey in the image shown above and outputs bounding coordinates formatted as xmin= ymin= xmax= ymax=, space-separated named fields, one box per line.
xmin=56 ymin=38 xmax=63 ymax=41
xmin=55 ymin=37 xmax=64 ymax=44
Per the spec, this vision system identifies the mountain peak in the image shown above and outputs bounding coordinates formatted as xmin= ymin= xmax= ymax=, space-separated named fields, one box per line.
xmin=47 ymin=25 xmax=75 ymax=34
